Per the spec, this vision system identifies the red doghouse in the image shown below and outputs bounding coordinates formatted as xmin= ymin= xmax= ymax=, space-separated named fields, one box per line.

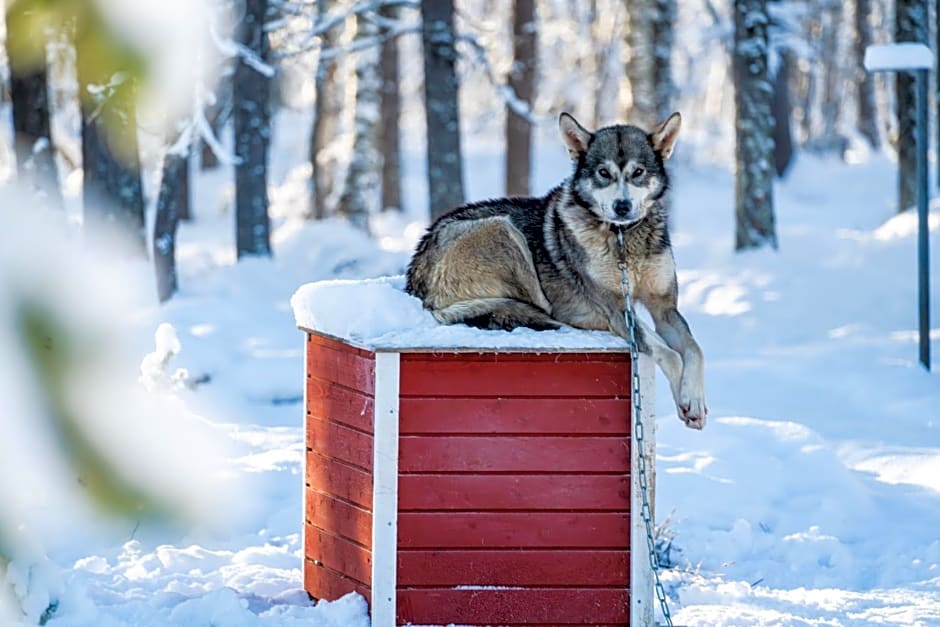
xmin=294 ymin=279 xmax=656 ymax=626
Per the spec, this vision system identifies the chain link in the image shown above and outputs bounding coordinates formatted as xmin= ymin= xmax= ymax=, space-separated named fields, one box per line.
xmin=615 ymin=228 xmax=673 ymax=627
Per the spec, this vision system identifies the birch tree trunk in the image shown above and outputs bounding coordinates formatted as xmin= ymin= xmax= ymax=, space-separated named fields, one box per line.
xmin=651 ymin=0 xmax=675 ymax=122
xmin=625 ymin=0 xmax=657 ymax=129
xmin=734 ymin=0 xmax=777 ymax=251
xmin=590 ymin=1 xmax=620 ymax=127
xmin=337 ymin=11 xmax=382 ymax=231
xmin=379 ymin=4 xmax=403 ymax=212
xmin=624 ymin=0 xmax=674 ymax=129
xmin=505 ymin=0 xmax=536 ymax=197
xmin=421 ymin=0 xmax=465 ymax=220
xmin=233 ymin=0 xmax=272 ymax=257
xmin=818 ymin=0 xmax=844 ymax=150
xmin=855 ymin=0 xmax=880 ymax=148
xmin=309 ymin=0 xmax=344 ymax=220
xmin=895 ymin=0 xmax=927 ymax=213
xmin=4 ymin=1 xmax=61 ymax=207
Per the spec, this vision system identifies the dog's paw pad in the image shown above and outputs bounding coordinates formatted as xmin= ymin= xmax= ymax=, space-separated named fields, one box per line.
xmin=678 ymin=401 xmax=707 ymax=430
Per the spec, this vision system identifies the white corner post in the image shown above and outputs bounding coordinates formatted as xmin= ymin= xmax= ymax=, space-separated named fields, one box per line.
xmin=631 ymin=354 xmax=656 ymax=626
xmin=372 ymin=352 xmax=401 ymax=627
xmin=302 ymin=335 xmax=309 ymax=550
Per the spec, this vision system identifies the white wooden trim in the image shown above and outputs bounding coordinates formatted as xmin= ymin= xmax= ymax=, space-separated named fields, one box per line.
xmin=371 ymin=352 xmax=401 ymax=627
xmin=631 ymin=354 xmax=655 ymax=626
xmin=301 ymin=334 xmax=309 ymax=548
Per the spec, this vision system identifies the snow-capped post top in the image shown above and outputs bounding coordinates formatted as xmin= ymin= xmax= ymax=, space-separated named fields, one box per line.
xmin=290 ymin=276 xmax=628 ymax=352
xmin=864 ymin=43 xmax=933 ymax=72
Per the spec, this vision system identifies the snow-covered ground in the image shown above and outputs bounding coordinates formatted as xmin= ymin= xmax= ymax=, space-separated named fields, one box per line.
xmin=7 ymin=105 xmax=940 ymax=626
xmin=654 ymin=156 xmax=940 ymax=625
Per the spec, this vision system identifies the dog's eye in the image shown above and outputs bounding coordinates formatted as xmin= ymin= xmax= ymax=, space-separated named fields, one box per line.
xmin=632 ymin=167 xmax=645 ymax=179
xmin=597 ymin=167 xmax=611 ymax=180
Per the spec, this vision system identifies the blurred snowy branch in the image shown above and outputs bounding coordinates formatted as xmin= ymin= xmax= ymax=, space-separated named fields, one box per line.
xmin=272 ymin=0 xmax=419 ymax=58
xmin=0 ymin=192 xmax=232 ymax=624
xmin=210 ymin=18 xmax=277 ymax=77
xmin=455 ymin=32 xmax=544 ymax=125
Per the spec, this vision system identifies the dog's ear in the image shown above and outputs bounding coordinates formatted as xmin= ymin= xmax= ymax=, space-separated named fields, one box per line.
xmin=651 ymin=112 xmax=681 ymax=160
xmin=559 ymin=112 xmax=591 ymax=159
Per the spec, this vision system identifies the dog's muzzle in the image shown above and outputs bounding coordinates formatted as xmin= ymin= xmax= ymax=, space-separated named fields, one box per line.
xmin=612 ymin=199 xmax=633 ymax=218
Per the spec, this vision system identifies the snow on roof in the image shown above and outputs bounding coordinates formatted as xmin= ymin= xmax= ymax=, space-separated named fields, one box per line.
xmin=290 ymin=276 xmax=628 ymax=352
xmin=864 ymin=43 xmax=933 ymax=72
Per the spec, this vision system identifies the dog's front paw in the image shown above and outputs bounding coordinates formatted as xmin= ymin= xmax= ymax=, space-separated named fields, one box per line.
xmin=677 ymin=382 xmax=707 ymax=430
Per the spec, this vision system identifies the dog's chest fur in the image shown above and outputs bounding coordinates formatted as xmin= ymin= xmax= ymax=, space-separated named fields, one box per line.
xmin=540 ymin=193 xmax=675 ymax=328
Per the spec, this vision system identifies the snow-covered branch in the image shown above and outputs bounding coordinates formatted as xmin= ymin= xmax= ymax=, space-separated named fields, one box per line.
xmin=455 ymin=32 xmax=545 ymax=125
xmin=276 ymin=0 xmax=418 ymax=57
xmin=210 ymin=16 xmax=277 ymax=77
xmin=194 ymin=103 xmax=240 ymax=165
xmin=280 ymin=21 xmax=420 ymax=61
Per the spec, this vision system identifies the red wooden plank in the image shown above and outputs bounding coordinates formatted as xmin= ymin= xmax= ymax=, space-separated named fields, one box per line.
xmin=397 ymin=474 xmax=629 ymax=511
xmin=399 ymin=397 xmax=630 ymax=435
xmin=401 ymin=352 xmax=629 ymax=362
xmin=306 ymin=377 xmax=374 ymax=433
xmin=398 ymin=512 xmax=629 ymax=548
xmin=307 ymin=338 xmax=375 ymax=395
xmin=306 ymin=417 xmax=373 ymax=472
xmin=306 ymin=452 xmax=374 ymax=510
xmin=306 ymin=489 xmax=373 ymax=548
xmin=400 ymin=358 xmax=629 ymax=397
xmin=397 ymin=550 xmax=629 ymax=586
xmin=396 ymin=588 xmax=629 ymax=624
xmin=304 ymin=559 xmax=371 ymax=604
xmin=398 ymin=436 xmax=629 ymax=473
xmin=304 ymin=525 xmax=372 ymax=585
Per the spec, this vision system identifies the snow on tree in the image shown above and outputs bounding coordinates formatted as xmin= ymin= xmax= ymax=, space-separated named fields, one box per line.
xmin=504 ymin=0 xmax=536 ymax=197
xmin=734 ymin=0 xmax=777 ymax=251
xmin=421 ymin=0 xmax=465 ymax=220
xmin=4 ymin=2 xmax=61 ymax=208
xmin=894 ymin=0 xmax=927 ymax=213
xmin=233 ymin=0 xmax=273 ymax=258
xmin=77 ymin=56 xmax=147 ymax=256
xmin=379 ymin=3 xmax=403 ymax=212
xmin=337 ymin=9 xmax=383 ymax=231
xmin=200 ymin=70 xmax=231 ymax=172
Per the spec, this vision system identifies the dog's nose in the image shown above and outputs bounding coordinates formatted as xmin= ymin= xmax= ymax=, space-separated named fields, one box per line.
xmin=612 ymin=199 xmax=633 ymax=217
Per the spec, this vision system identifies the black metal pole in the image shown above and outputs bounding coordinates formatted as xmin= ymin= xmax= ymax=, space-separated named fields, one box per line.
xmin=915 ymin=69 xmax=931 ymax=370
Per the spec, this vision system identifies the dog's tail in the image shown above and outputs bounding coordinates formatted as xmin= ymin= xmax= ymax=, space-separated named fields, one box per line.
xmin=434 ymin=298 xmax=560 ymax=332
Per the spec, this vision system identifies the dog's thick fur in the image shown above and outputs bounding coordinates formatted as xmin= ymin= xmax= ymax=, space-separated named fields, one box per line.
xmin=406 ymin=112 xmax=706 ymax=428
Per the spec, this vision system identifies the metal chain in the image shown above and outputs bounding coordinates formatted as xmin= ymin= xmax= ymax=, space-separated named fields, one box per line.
xmin=615 ymin=227 xmax=674 ymax=627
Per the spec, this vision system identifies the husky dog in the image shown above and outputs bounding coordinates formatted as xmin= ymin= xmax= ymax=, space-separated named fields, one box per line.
xmin=406 ymin=113 xmax=706 ymax=429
